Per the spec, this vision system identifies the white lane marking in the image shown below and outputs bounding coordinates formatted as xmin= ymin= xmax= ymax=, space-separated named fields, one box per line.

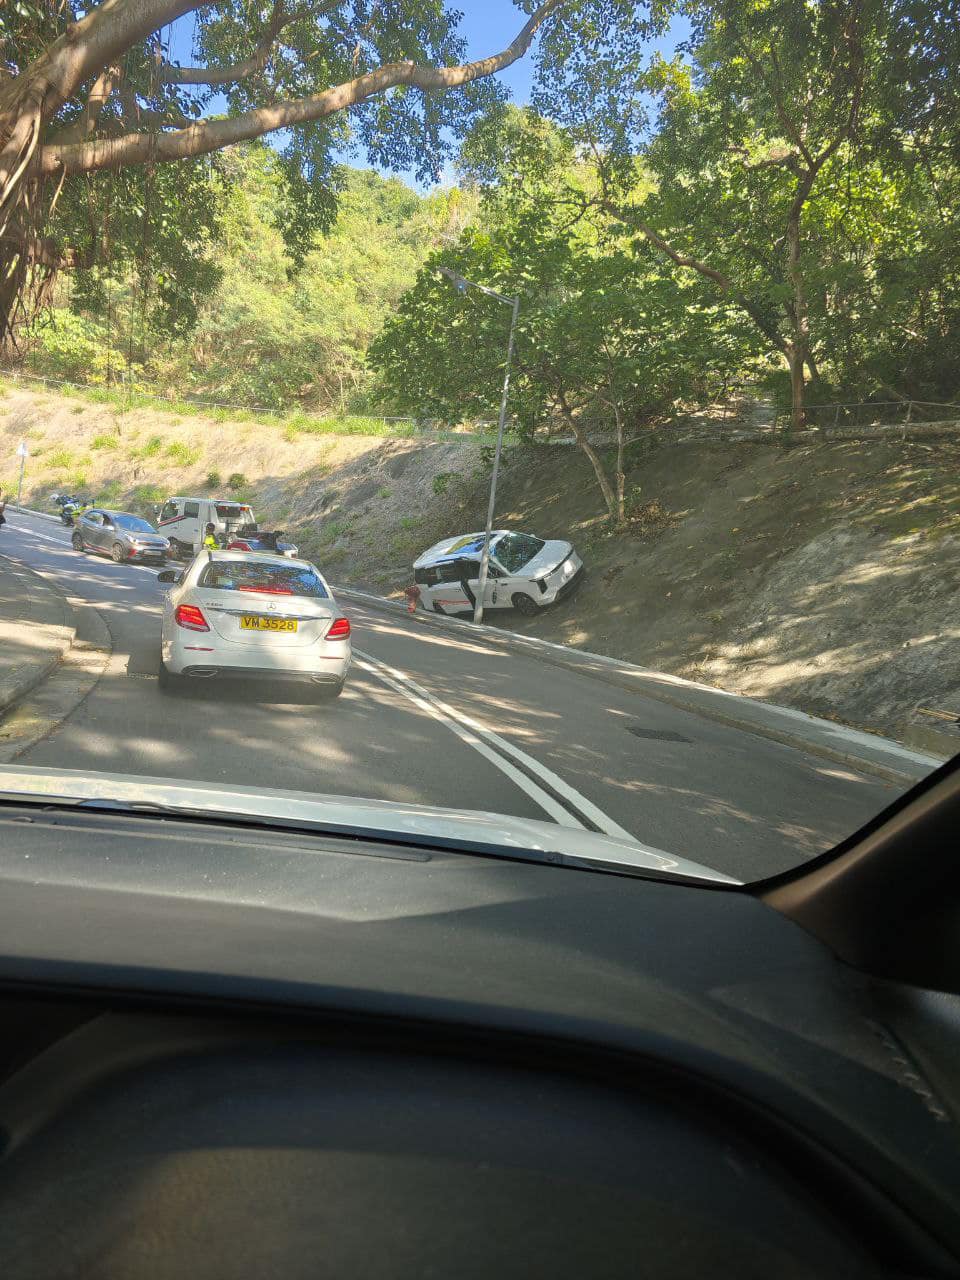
xmin=356 ymin=649 xmax=638 ymax=842
xmin=353 ymin=655 xmax=582 ymax=829
xmin=7 ymin=523 xmax=68 ymax=546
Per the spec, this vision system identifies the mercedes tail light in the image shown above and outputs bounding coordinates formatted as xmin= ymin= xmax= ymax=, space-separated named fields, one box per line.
xmin=174 ymin=603 xmax=209 ymax=632
xmin=326 ymin=617 xmax=351 ymax=640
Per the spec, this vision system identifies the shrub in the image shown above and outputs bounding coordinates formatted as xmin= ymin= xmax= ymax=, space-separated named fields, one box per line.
xmin=142 ymin=435 xmax=164 ymax=457
xmin=432 ymin=471 xmax=456 ymax=496
xmin=46 ymin=448 xmax=73 ymax=469
xmin=227 ymin=472 xmax=248 ymax=492
xmin=205 ymin=470 xmax=222 ymax=488
xmin=166 ymin=441 xmax=201 ymax=466
xmin=131 ymin=483 xmax=165 ymax=508
xmin=378 ymin=487 xmax=391 ymax=499
xmin=90 ymin=433 xmax=117 ymax=450
xmin=71 ymin=473 xmax=88 ymax=490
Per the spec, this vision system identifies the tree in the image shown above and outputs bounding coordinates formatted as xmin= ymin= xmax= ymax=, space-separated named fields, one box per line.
xmin=580 ymin=1 xmax=875 ymax=429
xmin=370 ymin=111 xmax=759 ymax=522
xmin=0 ymin=0 xmax=567 ymax=344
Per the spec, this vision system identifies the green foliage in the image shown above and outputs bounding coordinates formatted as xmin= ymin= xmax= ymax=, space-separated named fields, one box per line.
xmin=227 ymin=472 xmax=248 ymax=492
xmin=26 ymin=310 xmax=126 ymax=385
xmin=46 ymin=448 xmax=74 ymax=469
xmin=378 ymin=487 xmax=392 ymax=499
xmin=205 ymin=471 xmax=222 ymax=489
xmin=90 ymin=434 xmax=117 ymax=450
xmin=129 ymin=435 xmax=164 ymax=460
xmin=162 ymin=152 xmax=477 ymax=412
xmin=431 ymin=472 xmax=456 ymax=496
xmin=131 ymin=484 xmax=166 ymax=509
xmin=166 ymin=441 xmax=201 ymax=466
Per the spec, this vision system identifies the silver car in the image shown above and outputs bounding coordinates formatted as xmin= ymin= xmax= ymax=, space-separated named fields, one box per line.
xmin=72 ymin=508 xmax=170 ymax=564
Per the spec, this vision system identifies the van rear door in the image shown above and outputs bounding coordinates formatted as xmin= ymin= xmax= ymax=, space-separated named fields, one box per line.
xmin=215 ymin=502 xmax=255 ymax=536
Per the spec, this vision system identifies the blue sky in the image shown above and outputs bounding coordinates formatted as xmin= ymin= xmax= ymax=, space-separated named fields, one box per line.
xmin=166 ymin=3 xmax=689 ymax=190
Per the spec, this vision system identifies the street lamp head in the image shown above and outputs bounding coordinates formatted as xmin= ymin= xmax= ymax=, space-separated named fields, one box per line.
xmin=437 ymin=265 xmax=469 ymax=294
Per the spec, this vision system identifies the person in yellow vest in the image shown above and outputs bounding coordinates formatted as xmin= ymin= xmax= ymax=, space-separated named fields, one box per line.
xmin=202 ymin=522 xmax=219 ymax=550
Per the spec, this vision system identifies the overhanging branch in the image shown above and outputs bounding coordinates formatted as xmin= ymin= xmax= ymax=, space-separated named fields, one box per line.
xmin=159 ymin=0 xmax=298 ymax=86
xmin=37 ymin=0 xmax=565 ymax=177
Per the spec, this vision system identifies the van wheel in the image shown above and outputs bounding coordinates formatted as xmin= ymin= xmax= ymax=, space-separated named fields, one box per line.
xmin=512 ymin=593 xmax=540 ymax=617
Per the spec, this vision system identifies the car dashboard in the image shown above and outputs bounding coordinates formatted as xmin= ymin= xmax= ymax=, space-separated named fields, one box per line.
xmin=0 ymin=802 xmax=958 ymax=1279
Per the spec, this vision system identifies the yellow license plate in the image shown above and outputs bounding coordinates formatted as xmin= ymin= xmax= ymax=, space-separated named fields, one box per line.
xmin=240 ymin=615 xmax=297 ymax=632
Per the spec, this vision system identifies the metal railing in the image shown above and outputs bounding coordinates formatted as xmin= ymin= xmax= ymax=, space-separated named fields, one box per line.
xmin=802 ymin=400 xmax=959 ymax=429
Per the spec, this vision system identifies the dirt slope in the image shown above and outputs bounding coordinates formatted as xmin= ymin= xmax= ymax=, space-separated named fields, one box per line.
xmin=2 ymin=379 xmax=958 ymax=751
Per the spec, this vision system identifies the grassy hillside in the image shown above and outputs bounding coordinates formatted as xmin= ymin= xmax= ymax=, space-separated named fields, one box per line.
xmin=2 ymin=378 xmax=958 ymax=753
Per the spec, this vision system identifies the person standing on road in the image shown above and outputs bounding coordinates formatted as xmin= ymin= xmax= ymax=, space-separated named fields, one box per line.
xmin=202 ymin=522 xmax=219 ymax=549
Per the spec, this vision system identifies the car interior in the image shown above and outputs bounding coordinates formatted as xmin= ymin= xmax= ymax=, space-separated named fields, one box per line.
xmin=0 ymin=759 xmax=957 ymax=1279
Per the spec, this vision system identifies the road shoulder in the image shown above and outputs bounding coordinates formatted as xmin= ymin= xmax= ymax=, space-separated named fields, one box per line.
xmin=0 ymin=551 xmax=76 ymax=718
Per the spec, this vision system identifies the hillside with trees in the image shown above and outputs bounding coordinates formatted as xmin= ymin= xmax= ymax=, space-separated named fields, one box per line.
xmin=22 ymin=145 xmax=475 ymax=411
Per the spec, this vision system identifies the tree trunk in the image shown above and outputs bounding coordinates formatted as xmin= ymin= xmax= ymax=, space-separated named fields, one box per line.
xmin=557 ymin=390 xmax=618 ymax=520
xmin=783 ymin=345 xmax=808 ymax=430
xmin=786 ymin=343 xmax=806 ymax=431
xmin=612 ymin=398 xmax=626 ymax=527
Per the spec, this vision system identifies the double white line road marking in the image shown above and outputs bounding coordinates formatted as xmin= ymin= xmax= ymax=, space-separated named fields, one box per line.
xmin=355 ymin=649 xmax=636 ymax=840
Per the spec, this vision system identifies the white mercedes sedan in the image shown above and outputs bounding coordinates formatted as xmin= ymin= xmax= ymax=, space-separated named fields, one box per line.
xmin=157 ymin=551 xmax=351 ymax=698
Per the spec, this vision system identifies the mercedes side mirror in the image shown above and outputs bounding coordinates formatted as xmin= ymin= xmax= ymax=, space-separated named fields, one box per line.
xmin=157 ymin=569 xmax=181 ymax=584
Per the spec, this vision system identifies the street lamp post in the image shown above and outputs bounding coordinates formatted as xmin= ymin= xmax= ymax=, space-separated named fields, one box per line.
xmin=437 ymin=266 xmax=520 ymax=625
xmin=15 ymin=439 xmax=28 ymax=510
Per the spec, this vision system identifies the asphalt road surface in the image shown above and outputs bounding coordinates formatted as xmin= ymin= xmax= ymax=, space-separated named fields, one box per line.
xmin=1 ymin=510 xmax=905 ymax=881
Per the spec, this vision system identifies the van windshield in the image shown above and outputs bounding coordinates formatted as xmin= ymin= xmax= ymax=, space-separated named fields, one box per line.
xmin=494 ymin=533 xmax=546 ymax=574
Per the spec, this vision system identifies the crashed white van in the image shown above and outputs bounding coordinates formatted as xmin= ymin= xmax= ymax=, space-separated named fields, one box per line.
xmin=413 ymin=531 xmax=584 ymax=617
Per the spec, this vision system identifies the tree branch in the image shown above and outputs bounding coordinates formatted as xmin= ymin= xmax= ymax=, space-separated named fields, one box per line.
xmin=37 ymin=0 xmax=566 ymax=177
xmin=600 ymin=196 xmax=788 ymax=353
xmin=159 ymin=0 xmax=294 ymax=86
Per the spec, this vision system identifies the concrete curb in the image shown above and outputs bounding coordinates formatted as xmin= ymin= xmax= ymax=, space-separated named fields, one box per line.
xmin=0 ymin=552 xmax=77 ymax=718
xmin=336 ymin=586 xmax=945 ymax=788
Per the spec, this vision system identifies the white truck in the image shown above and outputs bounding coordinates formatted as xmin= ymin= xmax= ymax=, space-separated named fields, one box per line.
xmin=156 ymin=496 xmax=256 ymax=559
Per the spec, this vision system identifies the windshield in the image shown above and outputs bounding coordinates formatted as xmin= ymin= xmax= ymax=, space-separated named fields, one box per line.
xmin=494 ymin=533 xmax=547 ymax=574
xmin=0 ymin=0 xmax=953 ymax=894
xmin=114 ymin=515 xmax=156 ymax=533
xmin=199 ymin=562 xmax=329 ymax=598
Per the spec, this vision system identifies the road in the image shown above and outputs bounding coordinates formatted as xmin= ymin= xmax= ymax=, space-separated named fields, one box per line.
xmin=0 ymin=509 xmax=903 ymax=881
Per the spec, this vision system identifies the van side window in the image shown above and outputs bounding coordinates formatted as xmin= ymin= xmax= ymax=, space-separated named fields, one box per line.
xmin=414 ymin=566 xmax=440 ymax=586
xmin=159 ymin=502 xmax=179 ymax=522
xmin=438 ymin=561 xmax=464 ymax=583
xmin=183 ymin=501 xmax=200 ymax=518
